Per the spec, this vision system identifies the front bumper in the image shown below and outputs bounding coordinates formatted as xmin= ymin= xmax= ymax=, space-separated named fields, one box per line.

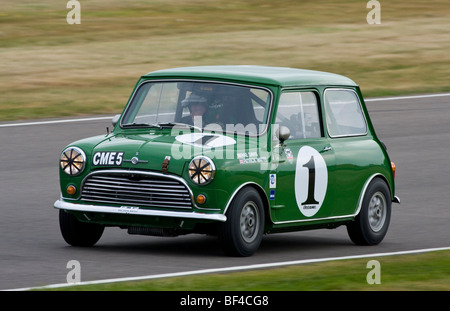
xmin=54 ymin=200 xmax=227 ymax=222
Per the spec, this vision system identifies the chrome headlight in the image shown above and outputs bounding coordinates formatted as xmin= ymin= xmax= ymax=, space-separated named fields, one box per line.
xmin=60 ymin=147 xmax=86 ymax=176
xmin=188 ymin=156 xmax=215 ymax=185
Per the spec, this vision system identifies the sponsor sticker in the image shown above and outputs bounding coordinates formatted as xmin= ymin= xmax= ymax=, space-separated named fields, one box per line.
xmin=285 ymin=148 xmax=294 ymax=161
xmin=270 ymin=190 xmax=275 ymax=200
xmin=117 ymin=206 xmax=140 ymax=214
xmin=269 ymin=173 xmax=276 ymax=188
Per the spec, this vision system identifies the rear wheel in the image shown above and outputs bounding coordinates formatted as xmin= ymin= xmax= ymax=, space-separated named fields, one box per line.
xmin=218 ymin=188 xmax=265 ymax=257
xmin=59 ymin=210 xmax=104 ymax=246
xmin=347 ymin=178 xmax=391 ymax=245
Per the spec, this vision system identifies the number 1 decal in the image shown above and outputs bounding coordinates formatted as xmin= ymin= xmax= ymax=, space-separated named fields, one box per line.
xmin=295 ymin=146 xmax=328 ymax=217
xmin=302 ymin=156 xmax=320 ymax=205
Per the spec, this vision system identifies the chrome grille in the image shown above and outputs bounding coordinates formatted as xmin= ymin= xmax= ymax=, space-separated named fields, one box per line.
xmin=81 ymin=172 xmax=193 ymax=209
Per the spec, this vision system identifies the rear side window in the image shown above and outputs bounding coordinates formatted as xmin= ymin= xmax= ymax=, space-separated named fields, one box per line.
xmin=324 ymin=89 xmax=367 ymax=137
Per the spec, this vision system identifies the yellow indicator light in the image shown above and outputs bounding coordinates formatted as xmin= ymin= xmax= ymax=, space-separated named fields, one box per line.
xmin=391 ymin=162 xmax=396 ymax=178
xmin=196 ymin=194 xmax=206 ymax=205
xmin=66 ymin=185 xmax=77 ymax=195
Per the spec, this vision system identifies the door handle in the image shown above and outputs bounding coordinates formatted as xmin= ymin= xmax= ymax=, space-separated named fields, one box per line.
xmin=321 ymin=146 xmax=332 ymax=152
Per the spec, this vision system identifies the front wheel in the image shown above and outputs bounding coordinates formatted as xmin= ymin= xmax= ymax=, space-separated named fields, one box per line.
xmin=59 ymin=210 xmax=104 ymax=247
xmin=218 ymin=188 xmax=265 ymax=257
xmin=347 ymin=178 xmax=391 ymax=245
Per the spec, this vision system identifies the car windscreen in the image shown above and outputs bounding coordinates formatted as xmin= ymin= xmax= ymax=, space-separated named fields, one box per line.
xmin=121 ymin=81 xmax=272 ymax=135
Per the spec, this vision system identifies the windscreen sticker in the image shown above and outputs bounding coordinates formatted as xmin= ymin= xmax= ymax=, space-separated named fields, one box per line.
xmin=294 ymin=146 xmax=328 ymax=217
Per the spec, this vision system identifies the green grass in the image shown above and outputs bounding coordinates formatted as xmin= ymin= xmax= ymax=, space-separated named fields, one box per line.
xmin=41 ymin=250 xmax=450 ymax=291
xmin=1 ymin=0 xmax=449 ymax=121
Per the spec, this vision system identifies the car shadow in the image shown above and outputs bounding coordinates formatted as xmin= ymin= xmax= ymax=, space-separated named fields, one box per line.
xmin=78 ymin=228 xmax=353 ymax=258
xmin=259 ymin=231 xmax=352 ymax=254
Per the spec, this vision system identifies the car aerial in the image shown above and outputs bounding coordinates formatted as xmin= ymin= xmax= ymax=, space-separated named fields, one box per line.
xmin=55 ymin=65 xmax=400 ymax=256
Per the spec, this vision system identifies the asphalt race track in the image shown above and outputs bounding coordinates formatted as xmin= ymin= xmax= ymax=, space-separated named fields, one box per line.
xmin=0 ymin=93 xmax=449 ymax=290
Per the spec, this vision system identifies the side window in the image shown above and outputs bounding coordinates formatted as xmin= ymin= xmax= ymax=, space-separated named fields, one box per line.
xmin=276 ymin=91 xmax=322 ymax=139
xmin=324 ymin=89 xmax=367 ymax=137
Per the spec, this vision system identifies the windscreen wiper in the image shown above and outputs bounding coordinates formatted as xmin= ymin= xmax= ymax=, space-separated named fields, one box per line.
xmin=122 ymin=123 xmax=162 ymax=129
xmin=157 ymin=122 xmax=202 ymax=132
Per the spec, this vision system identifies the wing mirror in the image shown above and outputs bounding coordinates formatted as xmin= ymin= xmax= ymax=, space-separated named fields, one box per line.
xmin=112 ymin=114 xmax=121 ymax=127
xmin=276 ymin=125 xmax=291 ymax=143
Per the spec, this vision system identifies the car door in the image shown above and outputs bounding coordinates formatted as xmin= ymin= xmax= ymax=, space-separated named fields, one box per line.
xmin=270 ymin=90 xmax=337 ymax=223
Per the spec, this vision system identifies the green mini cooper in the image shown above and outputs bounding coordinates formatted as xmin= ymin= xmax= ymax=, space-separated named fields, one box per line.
xmin=55 ymin=66 xmax=400 ymax=256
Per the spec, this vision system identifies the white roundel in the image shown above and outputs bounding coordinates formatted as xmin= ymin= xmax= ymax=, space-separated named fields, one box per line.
xmin=175 ymin=133 xmax=236 ymax=149
xmin=295 ymin=146 xmax=328 ymax=217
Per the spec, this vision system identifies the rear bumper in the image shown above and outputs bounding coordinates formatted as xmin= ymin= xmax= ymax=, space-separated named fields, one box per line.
xmin=54 ymin=200 xmax=227 ymax=222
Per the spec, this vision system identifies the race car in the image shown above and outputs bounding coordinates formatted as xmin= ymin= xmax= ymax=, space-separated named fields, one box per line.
xmin=55 ymin=65 xmax=399 ymax=256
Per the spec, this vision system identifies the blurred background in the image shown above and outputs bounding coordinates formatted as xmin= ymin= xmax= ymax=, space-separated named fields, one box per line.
xmin=1 ymin=0 xmax=449 ymax=121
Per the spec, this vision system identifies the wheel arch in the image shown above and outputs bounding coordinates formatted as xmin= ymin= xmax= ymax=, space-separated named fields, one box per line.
xmin=223 ymin=182 xmax=271 ymax=228
xmin=354 ymin=173 xmax=392 ymax=217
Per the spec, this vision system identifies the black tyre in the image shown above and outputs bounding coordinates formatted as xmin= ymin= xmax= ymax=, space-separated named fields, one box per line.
xmin=59 ymin=209 xmax=104 ymax=247
xmin=347 ymin=178 xmax=391 ymax=245
xmin=218 ymin=187 xmax=265 ymax=257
